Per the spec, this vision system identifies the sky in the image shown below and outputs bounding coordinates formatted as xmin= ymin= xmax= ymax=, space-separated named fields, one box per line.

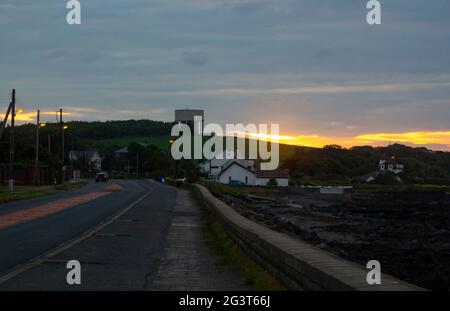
xmin=1 ymin=0 xmax=450 ymax=150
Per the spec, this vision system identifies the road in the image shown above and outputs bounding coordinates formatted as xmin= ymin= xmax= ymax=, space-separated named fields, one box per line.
xmin=0 ymin=180 xmax=248 ymax=290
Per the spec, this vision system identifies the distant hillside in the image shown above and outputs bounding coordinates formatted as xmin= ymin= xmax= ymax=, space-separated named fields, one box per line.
xmin=1 ymin=120 xmax=450 ymax=185
xmin=80 ymin=136 xmax=171 ymax=155
xmin=0 ymin=120 xmax=174 ymax=166
xmin=67 ymin=120 xmax=174 ymax=140
xmin=281 ymin=143 xmax=450 ymax=185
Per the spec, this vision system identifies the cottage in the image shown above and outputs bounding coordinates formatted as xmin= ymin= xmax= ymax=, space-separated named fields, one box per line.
xmin=254 ymin=164 xmax=290 ymax=187
xmin=379 ymin=157 xmax=404 ymax=174
xmin=69 ymin=150 xmax=102 ymax=173
xmin=217 ymin=160 xmax=289 ymax=187
xmin=199 ymin=149 xmax=249 ymax=180
xmin=114 ymin=147 xmax=129 ymax=160
xmin=218 ymin=160 xmax=257 ymax=185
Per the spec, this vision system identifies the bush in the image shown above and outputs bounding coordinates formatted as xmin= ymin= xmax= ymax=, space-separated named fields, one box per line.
xmin=374 ymin=172 xmax=400 ymax=185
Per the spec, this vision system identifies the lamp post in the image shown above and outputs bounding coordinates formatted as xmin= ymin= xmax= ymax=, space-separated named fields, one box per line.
xmin=8 ymin=90 xmax=15 ymax=192
xmin=60 ymin=111 xmax=69 ymax=185
xmin=7 ymin=90 xmax=23 ymax=192
xmin=59 ymin=109 xmax=66 ymax=184
xmin=34 ymin=110 xmax=46 ymax=185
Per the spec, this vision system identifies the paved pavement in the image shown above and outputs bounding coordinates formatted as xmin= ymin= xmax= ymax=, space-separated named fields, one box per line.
xmin=147 ymin=188 xmax=250 ymax=290
xmin=0 ymin=179 xmax=250 ymax=291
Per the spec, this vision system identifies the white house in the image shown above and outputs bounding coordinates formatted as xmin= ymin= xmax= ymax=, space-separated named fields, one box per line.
xmin=199 ymin=149 xmax=252 ymax=180
xmin=69 ymin=150 xmax=102 ymax=173
xmin=199 ymin=149 xmax=289 ymax=187
xmin=379 ymin=157 xmax=404 ymax=174
xmin=218 ymin=160 xmax=257 ymax=185
xmin=217 ymin=160 xmax=289 ymax=187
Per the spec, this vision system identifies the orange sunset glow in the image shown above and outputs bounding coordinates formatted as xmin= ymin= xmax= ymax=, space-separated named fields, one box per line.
xmin=0 ymin=111 xmax=72 ymax=122
xmin=241 ymin=130 xmax=450 ymax=150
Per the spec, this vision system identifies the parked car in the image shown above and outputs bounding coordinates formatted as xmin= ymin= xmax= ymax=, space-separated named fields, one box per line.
xmin=95 ymin=172 xmax=109 ymax=183
xmin=175 ymin=177 xmax=187 ymax=187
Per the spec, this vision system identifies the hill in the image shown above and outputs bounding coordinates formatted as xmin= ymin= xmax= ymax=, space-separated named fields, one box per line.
xmin=1 ymin=120 xmax=450 ymax=185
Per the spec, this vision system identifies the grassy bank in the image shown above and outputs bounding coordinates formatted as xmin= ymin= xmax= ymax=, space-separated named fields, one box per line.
xmin=81 ymin=135 xmax=171 ymax=154
xmin=189 ymin=184 xmax=285 ymax=291
xmin=0 ymin=181 xmax=88 ymax=204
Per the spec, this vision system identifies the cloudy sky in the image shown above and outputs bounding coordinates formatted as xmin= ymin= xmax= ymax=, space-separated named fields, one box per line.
xmin=1 ymin=0 xmax=450 ymax=149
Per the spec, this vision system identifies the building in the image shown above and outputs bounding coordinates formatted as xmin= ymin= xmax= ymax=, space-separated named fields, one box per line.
xmin=253 ymin=164 xmax=290 ymax=187
xmin=200 ymin=150 xmax=289 ymax=187
xmin=114 ymin=147 xmax=131 ymax=173
xmin=114 ymin=147 xmax=129 ymax=160
xmin=174 ymin=109 xmax=204 ymax=134
xmin=379 ymin=157 xmax=404 ymax=174
xmin=218 ymin=160 xmax=256 ymax=185
xmin=355 ymin=157 xmax=405 ymax=183
xmin=69 ymin=150 xmax=102 ymax=173
xmin=199 ymin=149 xmax=249 ymax=179
xmin=217 ymin=160 xmax=289 ymax=187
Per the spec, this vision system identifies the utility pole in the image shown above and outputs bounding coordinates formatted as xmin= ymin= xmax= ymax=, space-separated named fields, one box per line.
xmin=0 ymin=101 xmax=12 ymax=140
xmin=34 ymin=109 xmax=40 ymax=185
xmin=8 ymin=89 xmax=16 ymax=192
xmin=59 ymin=108 xmax=66 ymax=184
xmin=60 ymin=108 xmax=65 ymax=184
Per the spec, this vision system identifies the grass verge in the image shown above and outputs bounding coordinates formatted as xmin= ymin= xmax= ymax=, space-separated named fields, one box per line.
xmin=0 ymin=180 xmax=88 ymax=204
xmin=189 ymin=184 xmax=285 ymax=291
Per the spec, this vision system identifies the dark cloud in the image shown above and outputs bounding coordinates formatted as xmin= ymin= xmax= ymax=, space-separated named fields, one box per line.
xmin=0 ymin=0 xmax=449 ymax=147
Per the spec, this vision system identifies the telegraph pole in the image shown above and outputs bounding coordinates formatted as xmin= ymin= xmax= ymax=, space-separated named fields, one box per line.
xmin=0 ymin=101 xmax=12 ymax=140
xmin=60 ymin=108 xmax=65 ymax=184
xmin=8 ymin=89 xmax=16 ymax=192
xmin=34 ymin=109 xmax=40 ymax=185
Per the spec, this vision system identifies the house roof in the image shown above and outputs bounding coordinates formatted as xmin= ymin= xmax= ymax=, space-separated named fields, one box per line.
xmin=218 ymin=160 xmax=254 ymax=176
xmin=221 ymin=159 xmax=253 ymax=171
xmin=218 ymin=160 xmax=290 ymax=179
xmin=70 ymin=150 xmax=99 ymax=161
xmin=255 ymin=163 xmax=290 ymax=179
xmin=115 ymin=147 xmax=129 ymax=154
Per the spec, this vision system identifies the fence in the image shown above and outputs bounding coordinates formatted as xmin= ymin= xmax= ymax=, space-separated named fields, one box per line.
xmin=0 ymin=164 xmax=72 ymax=186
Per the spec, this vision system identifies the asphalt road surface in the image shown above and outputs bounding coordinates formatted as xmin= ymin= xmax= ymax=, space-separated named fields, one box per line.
xmin=0 ymin=179 xmax=248 ymax=291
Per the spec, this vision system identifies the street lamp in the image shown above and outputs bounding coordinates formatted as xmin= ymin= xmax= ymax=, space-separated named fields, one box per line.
xmin=8 ymin=94 xmax=24 ymax=192
xmin=34 ymin=110 xmax=47 ymax=185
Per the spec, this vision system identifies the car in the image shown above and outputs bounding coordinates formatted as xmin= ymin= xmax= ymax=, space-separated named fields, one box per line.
xmin=95 ymin=172 xmax=109 ymax=183
xmin=175 ymin=177 xmax=187 ymax=187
